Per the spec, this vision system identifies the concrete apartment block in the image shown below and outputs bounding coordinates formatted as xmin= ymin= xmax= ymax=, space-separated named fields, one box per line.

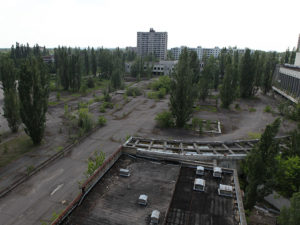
xmin=137 ymin=28 xmax=168 ymax=60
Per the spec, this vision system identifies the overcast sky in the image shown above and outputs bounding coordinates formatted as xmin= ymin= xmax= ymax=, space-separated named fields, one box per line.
xmin=0 ymin=0 xmax=299 ymax=52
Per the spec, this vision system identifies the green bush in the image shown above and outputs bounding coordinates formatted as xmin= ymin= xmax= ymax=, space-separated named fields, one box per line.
xmin=157 ymin=88 xmax=166 ymax=98
xmin=86 ymin=77 xmax=95 ymax=88
xmin=264 ymin=105 xmax=272 ymax=113
xmin=103 ymin=89 xmax=111 ymax=102
xmin=99 ymin=105 xmax=106 ymax=113
xmin=94 ymin=95 xmax=102 ymax=102
xmin=98 ymin=116 xmax=107 ymax=126
xmin=205 ymin=120 xmax=211 ymax=130
xmin=147 ymin=91 xmax=158 ymax=99
xmin=235 ymin=104 xmax=241 ymax=110
xmin=155 ymin=111 xmax=174 ymax=128
xmin=151 ymin=75 xmax=171 ymax=93
xmin=86 ymin=151 xmax=105 ymax=176
xmin=56 ymin=92 xmax=61 ymax=101
xmin=103 ymin=101 xmax=113 ymax=109
xmin=78 ymin=108 xmax=94 ymax=133
xmin=80 ymin=83 xmax=87 ymax=95
xmin=126 ymin=87 xmax=142 ymax=96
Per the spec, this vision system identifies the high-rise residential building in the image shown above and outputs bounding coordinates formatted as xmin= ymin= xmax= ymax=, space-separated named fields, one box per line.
xmin=171 ymin=46 xmax=245 ymax=61
xmin=137 ymin=28 xmax=168 ymax=60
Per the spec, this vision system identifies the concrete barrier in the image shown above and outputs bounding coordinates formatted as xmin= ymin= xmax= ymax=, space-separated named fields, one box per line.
xmin=51 ymin=146 xmax=122 ymax=225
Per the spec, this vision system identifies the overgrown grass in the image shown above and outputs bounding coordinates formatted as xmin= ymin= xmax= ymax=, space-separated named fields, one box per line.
xmin=195 ymin=105 xmax=217 ymax=112
xmin=264 ymin=105 xmax=272 ymax=113
xmin=248 ymin=132 xmax=261 ymax=139
xmin=155 ymin=111 xmax=174 ymax=128
xmin=48 ymin=101 xmax=59 ymax=106
xmin=0 ymin=135 xmax=35 ymax=168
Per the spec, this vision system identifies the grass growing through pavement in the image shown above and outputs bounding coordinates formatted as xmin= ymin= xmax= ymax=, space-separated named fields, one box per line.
xmin=248 ymin=132 xmax=261 ymax=139
xmin=0 ymin=134 xmax=35 ymax=168
xmin=195 ymin=105 xmax=218 ymax=113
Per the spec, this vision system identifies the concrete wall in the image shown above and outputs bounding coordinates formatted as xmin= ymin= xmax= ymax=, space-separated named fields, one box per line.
xmin=295 ymin=52 xmax=300 ymax=67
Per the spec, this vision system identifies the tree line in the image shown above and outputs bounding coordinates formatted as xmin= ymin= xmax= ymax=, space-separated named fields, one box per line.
xmin=168 ymin=47 xmax=280 ymax=128
xmin=0 ymin=43 xmax=49 ymax=145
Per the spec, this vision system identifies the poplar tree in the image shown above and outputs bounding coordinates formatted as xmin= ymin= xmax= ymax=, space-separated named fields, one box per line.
xmin=244 ymin=118 xmax=281 ymax=209
xmin=0 ymin=57 xmax=21 ymax=132
xmin=91 ymin=47 xmax=97 ymax=76
xmin=199 ymin=56 xmax=215 ymax=101
xmin=170 ymin=48 xmax=195 ymax=127
xmin=18 ymin=56 xmax=50 ymax=145
xmin=220 ymin=55 xmax=235 ymax=108
xmin=240 ymin=48 xmax=255 ymax=98
xmin=84 ymin=49 xmax=89 ymax=75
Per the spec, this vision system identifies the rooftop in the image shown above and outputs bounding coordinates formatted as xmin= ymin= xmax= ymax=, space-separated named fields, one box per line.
xmin=165 ymin=166 xmax=238 ymax=225
xmin=61 ymin=153 xmax=244 ymax=225
xmin=63 ymin=155 xmax=180 ymax=225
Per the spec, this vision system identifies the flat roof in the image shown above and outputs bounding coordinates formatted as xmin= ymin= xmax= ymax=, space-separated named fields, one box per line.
xmin=63 ymin=155 xmax=180 ymax=225
xmin=62 ymin=154 xmax=242 ymax=225
xmin=165 ymin=167 xmax=237 ymax=225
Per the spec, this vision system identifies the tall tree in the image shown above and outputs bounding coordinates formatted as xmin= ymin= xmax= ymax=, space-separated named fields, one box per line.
xmin=220 ymin=55 xmax=235 ymax=108
xmin=219 ymin=47 xmax=227 ymax=79
xmin=83 ymin=49 xmax=90 ymax=76
xmin=284 ymin=48 xmax=290 ymax=64
xmin=240 ymin=48 xmax=255 ymax=98
xmin=170 ymin=48 xmax=195 ymax=127
xmin=278 ymin=191 xmax=300 ymax=225
xmin=91 ymin=47 xmax=97 ymax=76
xmin=110 ymin=48 xmax=124 ymax=89
xmin=199 ymin=55 xmax=215 ymax=101
xmin=18 ymin=56 xmax=50 ymax=145
xmin=262 ymin=52 xmax=277 ymax=94
xmin=189 ymin=51 xmax=201 ymax=84
xmin=243 ymin=118 xmax=281 ymax=209
xmin=0 ymin=57 xmax=21 ymax=132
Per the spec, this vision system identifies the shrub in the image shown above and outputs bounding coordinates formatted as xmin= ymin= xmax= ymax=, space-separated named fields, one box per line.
xmin=151 ymin=75 xmax=171 ymax=93
xmin=126 ymin=87 xmax=142 ymax=96
xmin=86 ymin=77 xmax=95 ymax=88
xmin=99 ymin=105 xmax=106 ymax=113
xmin=94 ymin=95 xmax=101 ymax=102
xmin=103 ymin=101 xmax=113 ymax=109
xmin=205 ymin=120 xmax=211 ymax=130
xmin=103 ymin=89 xmax=111 ymax=102
xmin=78 ymin=108 xmax=94 ymax=133
xmin=147 ymin=91 xmax=158 ymax=99
xmin=235 ymin=104 xmax=241 ymax=110
xmin=56 ymin=92 xmax=61 ymax=101
xmin=155 ymin=111 xmax=174 ymax=128
xmin=192 ymin=118 xmax=199 ymax=131
xmin=86 ymin=151 xmax=105 ymax=176
xmin=98 ymin=116 xmax=107 ymax=126
xmin=157 ymin=88 xmax=166 ymax=99
xmin=264 ymin=105 xmax=272 ymax=113
xmin=80 ymin=83 xmax=87 ymax=95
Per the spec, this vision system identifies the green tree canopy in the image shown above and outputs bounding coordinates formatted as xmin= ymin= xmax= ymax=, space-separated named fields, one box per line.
xmin=18 ymin=56 xmax=50 ymax=145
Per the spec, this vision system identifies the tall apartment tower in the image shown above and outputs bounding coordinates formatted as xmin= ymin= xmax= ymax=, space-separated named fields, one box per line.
xmin=137 ymin=28 xmax=168 ymax=60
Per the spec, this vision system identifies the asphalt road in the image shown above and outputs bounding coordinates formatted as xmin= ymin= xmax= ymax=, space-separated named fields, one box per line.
xmin=0 ymin=95 xmax=167 ymax=224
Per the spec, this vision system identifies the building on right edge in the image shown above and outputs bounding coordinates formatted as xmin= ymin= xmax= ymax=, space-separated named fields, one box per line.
xmin=272 ymin=35 xmax=300 ymax=103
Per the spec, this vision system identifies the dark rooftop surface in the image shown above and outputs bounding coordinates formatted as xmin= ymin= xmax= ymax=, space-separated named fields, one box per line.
xmin=165 ymin=167 xmax=236 ymax=225
xmin=63 ymin=155 xmax=180 ymax=225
